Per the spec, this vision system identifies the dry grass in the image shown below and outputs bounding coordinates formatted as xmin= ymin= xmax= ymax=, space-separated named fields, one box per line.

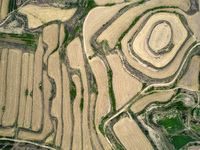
xmin=61 ymin=63 xmax=72 ymax=150
xmin=2 ymin=49 xmax=22 ymax=127
xmin=121 ymin=8 xmax=196 ymax=78
xmin=148 ymin=22 xmax=171 ymax=52
xmin=0 ymin=48 xmax=8 ymax=125
xmin=89 ymin=93 xmax=103 ymax=149
xmin=89 ymin=56 xmax=111 ymax=149
xmin=97 ymin=0 xmax=190 ymax=49
xmin=0 ymin=0 xmax=9 ymax=19
xmin=113 ymin=117 xmax=153 ymax=150
xmin=43 ymin=24 xmax=59 ymax=65
xmin=48 ymin=51 xmax=62 ymax=147
xmin=83 ymin=3 xmax=126 ymax=56
xmin=130 ymin=91 xmax=175 ymax=113
xmin=0 ymin=128 xmax=15 ymax=137
xmin=72 ymin=75 xmax=82 ymax=150
xmin=67 ymin=37 xmax=92 ymax=149
xmin=177 ymin=56 xmax=200 ymax=91
xmin=18 ymin=71 xmax=53 ymax=141
xmin=23 ymin=53 xmax=34 ymax=128
xmin=18 ymin=53 xmax=29 ymax=127
xmin=132 ymin=12 xmax=187 ymax=68
xmin=32 ymin=35 xmax=44 ymax=131
xmin=18 ymin=5 xmax=77 ymax=28
xmin=107 ymin=54 xmax=142 ymax=110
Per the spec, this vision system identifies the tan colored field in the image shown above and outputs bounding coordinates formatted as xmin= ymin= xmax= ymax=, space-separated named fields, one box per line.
xmin=121 ymin=8 xmax=196 ymax=78
xmin=94 ymin=0 xmax=124 ymax=5
xmin=72 ymin=75 xmax=82 ymax=150
xmin=32 ymin=35 xmax=44 ymax=131
xmin=148 ymin=22 xmax=171 ymax=52
xmin=0 ymin=48 xmax=8 ymax=125
xmin=0 ymin=0 xmax=9 ymax=19
xmin=0 ymin=128 xmax=15 ymax=137
xmin=89 ymin=93 xmax=103 ymax=150
xmin=130 ymin=90 xmax=175 ymax=113
xmin=67 ymin=37 xmax=92 ymax=149
xmin=107 ymin=54 xmax=142 ymax=110
xmin=43 ymin=24 xmax=59 ymax=65
xmin=48 ymin=51 xmax=62 ymax=147
xmin=89 ymin=56 xmax=111 ymax=149
xmin=113 ymin=117 xmax=153 ymax=150
xmin=18 ymin=5 xmax=77 ymax=28
xmin=23 ymin=53 xmax=34 ymax=128
xmin=59 ymin=23 xmax=65 ymax=46
xmin=83 ymin=3 xmax=126 ymax=56
xmin=177 ymin=56 xmax=200 ymax=91
xmin=2 ymin=49 xmax=22 ymax=127
xmin=18 ymin=53 xmax=29 ymax=127
xmin=61 ymin=63 xmax=72 ymax=150
xmin=97 ymin=0 xmax=191 ymax=49
xmin=132 ymin=12 xmax=187 ymax=68
xmin=18 ymin=71 xmax=53 ymax=141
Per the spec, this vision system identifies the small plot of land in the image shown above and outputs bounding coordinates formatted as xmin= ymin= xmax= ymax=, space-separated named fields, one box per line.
xmin=83 ymin=3 xmax=126 ymax=56
xmin=23 ymin=53 xmax=34 ymax=128
xmin=32 ymin=35 xmax=44 ymax=131
xmin=130 ymin=90 xmax=175 ymax=114
xmin=61 ymin=64 xmax=72 ymax=150
xmin=72 ymin=75 xmax=82 ymax=150
xmin=0 ymin=49 xmax=8 ymax=124
xmin=18 ymin=53 xmax=29 ymax=127
xmin=113 ymin=117 xmax=153 ymax=150
xmin=177 ymin=56 xmax=200 ymax=91
xmin=18 ymin=5 xmax=77 ymax=28
xmin=48 ymin=51 xmax=62 ymax=147
xmin=107 ymin=54 xmax=142 ymax=110
xmin=2 ymin=49 xmax=22 ymax=127
xmin=89 ymin=56 xmax=111 ymax=149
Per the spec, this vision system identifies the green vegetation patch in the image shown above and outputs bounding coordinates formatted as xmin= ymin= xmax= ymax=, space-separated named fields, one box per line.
xmin=153 ymin=109 xmax=185 ymax=134
xmin=170 ymin=133 xmax=196 ymax=149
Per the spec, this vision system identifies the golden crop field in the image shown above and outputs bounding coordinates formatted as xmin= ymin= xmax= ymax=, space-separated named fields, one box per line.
xmin=0 ymin=0 xmax=199 ymax=150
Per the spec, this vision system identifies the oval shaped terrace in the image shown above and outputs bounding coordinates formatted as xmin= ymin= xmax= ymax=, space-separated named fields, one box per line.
xmin=148 ymin=22 xmax=172 ymax=53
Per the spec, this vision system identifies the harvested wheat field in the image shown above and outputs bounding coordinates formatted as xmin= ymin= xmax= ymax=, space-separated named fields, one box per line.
xmin=0 ymin=0 xmax=200 ymax=150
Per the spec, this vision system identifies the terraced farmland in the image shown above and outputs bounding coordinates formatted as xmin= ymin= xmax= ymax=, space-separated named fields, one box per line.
xmin=0 ymin=0 xmax=200 ymax=150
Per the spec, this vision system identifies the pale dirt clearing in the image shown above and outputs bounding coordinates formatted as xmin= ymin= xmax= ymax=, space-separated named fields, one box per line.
xmin=2 ymin=49 xmax=22 ymax=127
xmin=113 ymin=117 xmax=153 ymax=150
xmin=23 ymin=53 xmax=34 ymax=128
xmin=83 ymin=3 xmax=127 ymax=56
xmin=97 ymin=0 xmax=191 ymax=49
xmin=0 ymin=48 xmax=8 ymax=125
xmin=18 ymin=71 xmax=53 ymax=141
xmin=94 ymin=0 xmax=124 ymax=5
xmin=130 ymin=90 xmax=175 ymax=113
xmin=67 ymin=37 xmax=92 ymax=149
xmin=107 ymin=54 xmax=142 ymax=110
xmin=61 ymin=63 xmax=72 ymax=150
xmin=48 ymin=51 xmax=62 ymax=147
xmin=177 ymin=56 xmax=200 ymax=91
xmin=18 ymin=5 xmax=77 ymax=29
xmin=18 ymin=53 xmax=29 ymax=127
xmin=89 ymin=56 xmax=111 ymax=149
xmin=32 ymin=35 xmax=44 ymax=131
xmin=43 ymin=24 xmax=59 ymax=65
xmin=72 ymin=75 xmax=82 ymax=150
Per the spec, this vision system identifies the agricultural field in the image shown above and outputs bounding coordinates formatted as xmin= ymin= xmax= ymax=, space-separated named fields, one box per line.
xmin=0 ymin=0 xmax=200 ymax=150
